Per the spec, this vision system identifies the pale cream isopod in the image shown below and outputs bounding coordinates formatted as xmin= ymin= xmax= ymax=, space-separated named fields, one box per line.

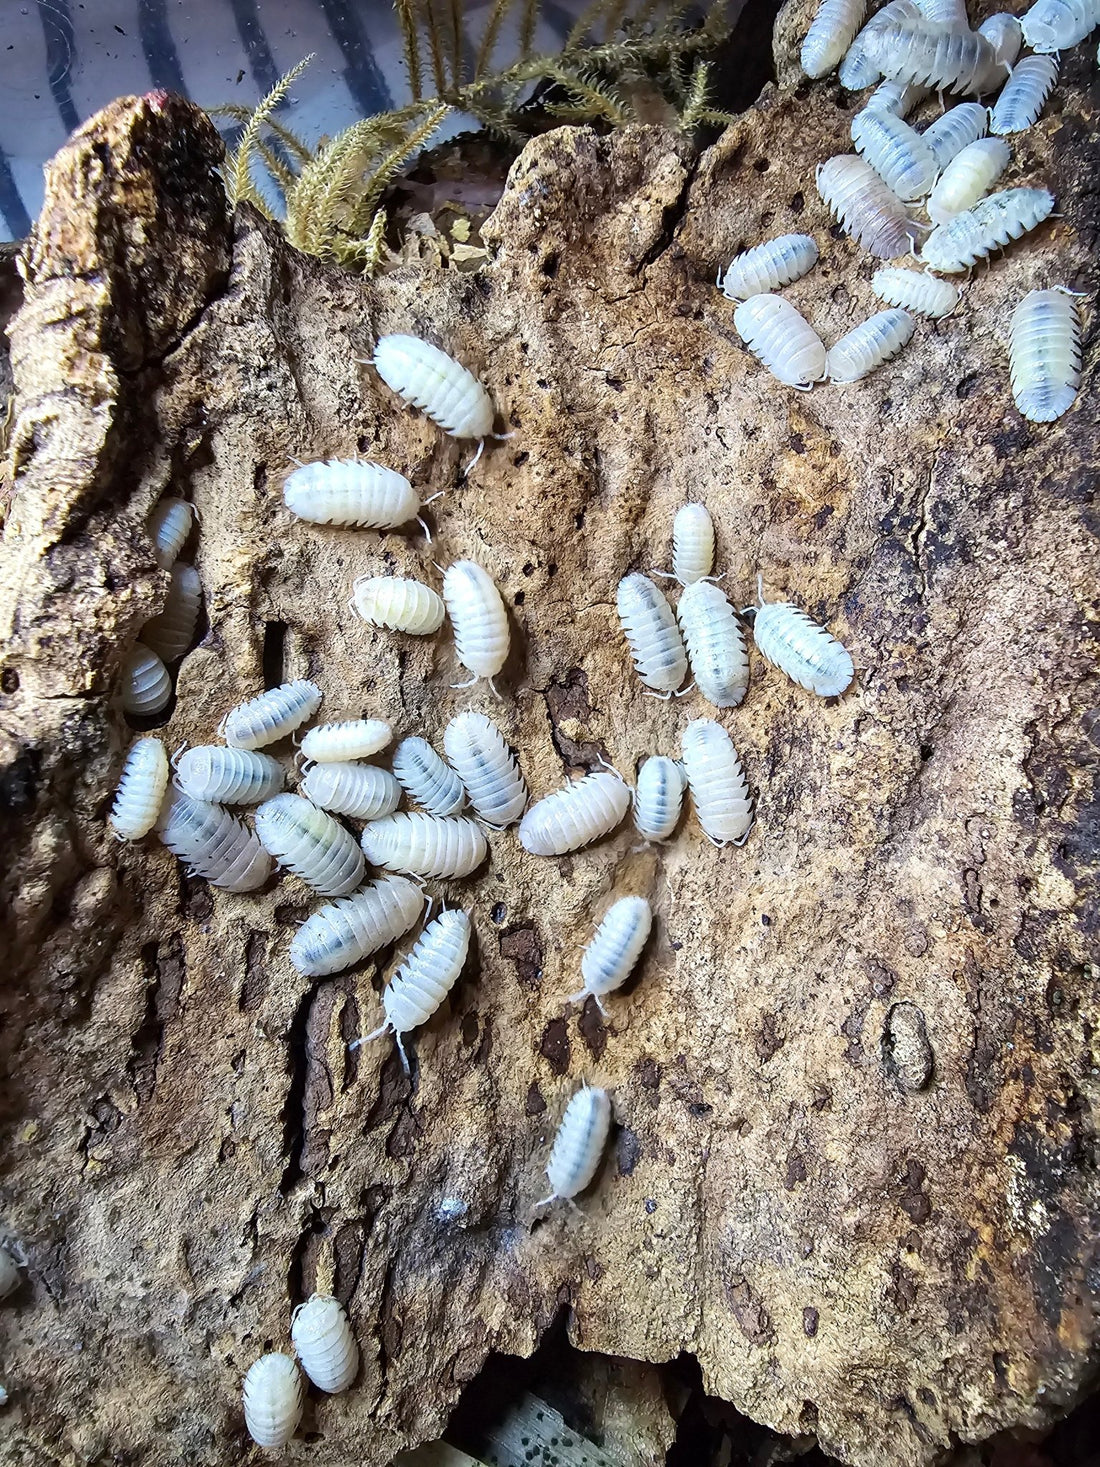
xmin=109 ymin=737 xmax=170 ymax=840
xmin=222 ymin=680 xmax=322 ymax=750
xmin=568 ymin=895 xmax=653 ymax=1015
xmin=140 ymin=562 xmax=202 ymax=663
xmin=299 ymin=719 xmax=392 ymax=762
xmin=283 ymin=459 xmax=423 ymax=531
xmin=289 ymin=875 xmax=425 ymax=978
xmin=121 ymin=645 xmax=172 ymax=717
xmin=537 ymin=1086 xmax=613 ymax=1208
xmin=242 ymin=1352 xmax=303 ymax=1448
xmin=518 ymin=771 xmax=632 ymax=857
xmin=442 ymin=560 xmax=510 ymax=691
xmin=681 ymin=718 xmax=754 ymax=847
xmin=147 ymin=498 xmax=194 ymax=569
xmin=290 ymin=1294 xmax=358 ymax=1393
xmin=351 ymin=575 xmax=445 ymax=634
xmin=254 ymin=793 xmax=366 ymax=895
xmin=300 ymin=760 xmax=402 ymax=820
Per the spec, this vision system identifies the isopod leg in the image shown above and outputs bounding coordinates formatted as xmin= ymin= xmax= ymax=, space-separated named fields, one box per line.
xmin=348 ymin=1020 xmax=391 ymax=1053
xmin=450 ymin=673 xmax=480 ymax=690
xmin=462 ymin=439 xmax=486 ymax=474
xmin=395 ymin=1033 xmax=411 ymax=1074
xmin=416 ymin=515 xmax=433 ymax=542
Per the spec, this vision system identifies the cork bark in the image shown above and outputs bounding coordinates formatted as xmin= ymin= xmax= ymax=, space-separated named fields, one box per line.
xmin=0 ymin=46 xmax=1097 ymax=1467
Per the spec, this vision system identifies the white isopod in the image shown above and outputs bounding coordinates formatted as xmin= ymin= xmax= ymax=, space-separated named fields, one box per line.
xmin=242 ymin=1353 xmax=303 ymax=1449
xmin=392 ymin=737 xmax=467 ymax=816
xmin=538 ymin=1086 xmax=613 ymax=1208
xmin=926 ymin=137 xmax=1011 ymax=223
xmin=838 ymin=0 xmax=922 ymax=89
xmin=109 ymin=737 xmax=170 ymax=840
xmin=633 ymin=755 xmax=687 ymax=843
xmin=977 ymin=13 xmax=1023 ymax=73
xmin=444 ymin=711 xmax=528 ymax=828
xmin=301 ymin=761 xmax=403 ymax=820
xmin=913 ymin=0 xmax=968 ymax=21
xmin=518 ymin=771 xmax=632 ymax=857
xmin=289 ymin=874 xmax=424 ymax=978
xmin=989 ymin=54 xmax=1059 ymax=135
xmin=299 ymin=719 xmax=392 ymax=762
xmin=568 ymin=896 xmax=653 ymax=1015
xmin=0 ymin=1247 xmax=19 ymax=1300
xmin=677 ymin=580 xmax=750 ymax=708
xmin=871 ymin=266 xmax=961 ymax=317
xmin=290 ymin=1294 xmax=359 ymax=1394
xmin=147 ymin=497 xmax=194 ymax=569
xmin=734 ymin=294 xmax=828 ymax=388
xmin=222 ymin=679 xmax=322 ymax=750
xmin=121 ymin=645 xmax=172 ymax=717
xmin=360 ymin=812 xmax=487 ymax=879
xmin=669 ymin=503 xmax=716 ymax=585
xmin=863 ymin=18 xmax=996 ymax=93
xmin=851 ymin=108 xmax=938 ymax=200
xmin=254 ymin=793 xmax=366 ymax=895
xmin=283 ymin=459 xmax=422 ymax=531
xmin=1009 ymin=288 xmax=1083 ymax=423
xmin=616 ymin=573 xmax=688 ymax=694
xmin=717 ymin=234 xmax=819 ymax=301
xmin=175 ymin=746 xmax=284 ymax=805
xmin=350 ymin=908 xmax=472 ymax=1070
xmin=157 ymin=792 xmax=273 ymax=891
xmin=815 ymin=155 xmax=915 ymax=260
xmin=442 ymin=560 xmax=510 ymax=691
xmin=921 ymin=101 xmax=988 ymax=169
xmin=803 ymin=0 xmax=869 ymax=77
xmin=351 ymin=575 xmax=446 ymax=634
xmin=369 ymin=333 xmax=496 ymax=444
xmin=826 ymin=308 xmax=916 ymax=382
xmin=752 ymin=583 xmax=855 ymax=696
xmin=920 ymin=187 xmax=1055 ymax=272
xmin=682 ymin=719 xmax=754 ymax=846
xmin=1020 ymin=0 xmax=1100 ymax=52
xmin=866 ymin=77 xmax=932 ymax=115
xmin=141 ymin=562 xmax=202 ymax=663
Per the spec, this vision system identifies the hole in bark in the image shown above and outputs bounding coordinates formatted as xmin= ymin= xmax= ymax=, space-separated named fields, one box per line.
xmin=0 ymin=667 xmax=18 ymax=693
xmin=262 ymin=620 xmax=287 ymax=690
xmin=920 ymin=743 xmax=934 ymax=761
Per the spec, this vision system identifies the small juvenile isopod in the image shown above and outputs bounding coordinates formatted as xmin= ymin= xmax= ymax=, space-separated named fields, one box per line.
xmin=851 ymin=108 xmax=937 ymax=200
xmin=838 ymin=0 xmax=921 ymax=89
xmin=568 ymin=896 xmax=653 ymax=1015
xmin=682 ymin=719 xmax=754 ymax=846
xmin=802 ymin=0 xmax=868 ymax=77
xmin=283 ymin=459 xmax=422 ymax=531
xmin=299 ymin=719 xmax=392 ymax=762
xmin=442 ymin=560 xmax=510 ymax=691
xmin=140 ymin=562 xmax=202 ymax=663
xmin=290 ymin=1294 xmax=359 ymax=1393
xmin=826 ymin=308 xmax=915 ymax=382
xmin=921 ymin=101 xmax=988 ymax=170
xmin=369 ymin=334 xmax=495 ymax=443
xmin=677 ymin=580 xmax=750 ymax=708
xmin=616 ymin=573 xmax=688 ymax=694
xmin=254 ymin=793 xmax=366 ymax=895
xmin=1009 ymin=287 xmax=1083 ymax=423
xmin=518 ymin=771 xmax=632 ymax=857
xmin=752 ymin=582 xmax=855 ymax=696
xmin=537 ymin=1085 xmax=613 ymax=1208
xmin=717 ymin=234 xmax=819 ymax=300
xmin=109 ymin=737 xmax=170 ymax=840
xmin=351 ymin=575 xmax=446 ymax=634
xmin=392 ymin=737 xmax=467 ymax=816
xmin=360 ymin=812 xmax=487 ymax=879
xmin=147 ymin=497 xmax=194 ymax=569
xmin=633 ymin=755 xmax=687 ymax=843
xmin=222 ymin=679 xmax=322 ymax=750
xmin=242 ymin=1353 xmax=303 ymax=1448
xmin=174 ymin=746 xmax=284 ymax=805
xmin=871 ymin=266 xmax=961 ymax=317
xmin=1020 ymin=0 xmax=1099 ymax=52
xmin=989 ymin=54 xmax=1059 ymax=135
xmin=443 ymin=711 xmax=529 ymax=828
xmin=157 ymin=792 xmax=273 ymax=891
xmin=734 ymin=294 xmax=828 ymax=388
xmin=863 ymin=18 xmax=996 ymax=93
xmin=350 ymin=908 xmax=472 ymax=1071
xmin=920 ymin=187 xmax=1055 ymax=272
xmin=289 ymin=874 xmax=424 ymax=978
xmin=669 ymin=503 xmax=715 ymax=585
xmin=815 ymin=155 xmax=915 ymax=261
xmin=301 ymin=761 xmax=403 ymax=820
xmin=977 ymin=13 xmax=1023 ymax=76
xmin=121 ymin=645 xmax=172 ymax=717
xmin=926 ymin=137 xmax=1011 ymax=224
xmin=0 ymin=1246 xmax=20 ymax=1300
xmin=866 ymin=77 xmax=931 ymax=116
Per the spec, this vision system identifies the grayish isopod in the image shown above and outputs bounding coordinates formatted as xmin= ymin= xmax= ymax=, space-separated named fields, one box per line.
xmin=442 ymin=559 xmax=510 ymax=691
xmin=141 ymin=562 xmax=201 ymax=663
xmin=518 ymin=771 xmax=632 ymax=856
xmin=299 ymin=719 xmax=392 ymax=762
xmin=109 ymin=737 xmax=169 ymax=840
xmin=633 ymin=755 xmax=687 ymax=843
xmin=121 ymin=645 xmax=171 ymax=717
xmin=734 ymin=294 xmax=828 ymax=388
xmin=863 ymin=18 xmax=996 ymax=93
xmin=351 ymin=575 xmax=446 ymax=634
xmin=670 ymin=502 xmax=716 ymax=585
xmin=222 ymin=679 xmax=322 ymax=750
xmin=290 ymin=1294 xmax=359 ymax=1393
xmin=926 ymin=137 xmax=1011 ymax=223
xmin=568 ymin=895 xmax=653 ymax=1015
xmin=866 ymin=77 xmax=932 ymax=115
xmin=838 ymin=0 xmax=922 ymax=89
xmin=444 ymin=711 xmax=528 ymax=828
xmin=242 ymin=1353 xmax=303 ymax=1449
xmin=976 ymin=13 xmax=1023 ymax=77
xmin=826 ymin=308 xmax=915 ymax=382
xmin=283 ymin=459 xmax=421 ymax=530
xmin=677 ymin=580 xmax=750 ymax=708
xmin=920 ymin=187 xmax=1055 ymax=272
xmin=301 ymin=761 xmax=403 ymax=819
xmin=175 ymin=746 xmax=284 ymax=805
xmin=254 ymin=793 xmax=365 ymax=895
xmin=682 ymin=719 xmax=754 ymax=847
xmin=752 ymin=582 xmax=855 ymax=696
xmin=157 ymin=791 xmax=273 ymax=891
xmin=815 ymin=155 xmax=915 ymax=260
xmin=913 ymin=0 xmax=969 ymax=23
xmin=921 ymin=102 xmax=988 ymax=170
xmin=350 ymin=908 xmax=472 ymax=1071
xmin=851 ymin=108 xmax=938 ymax=200
xmin=1009 ymin=288 xmax=1083 ymax=423
xmin=871 ymin=266 xmax=961 ymax=317
xmin=717 ymin=235 xmax=819 ymax=302
xmin=802 ymin=0 xmax=869 ymax=77
xmin=616 ymin=573 xmax=688 ymax=694
xmin=537 ymin=1086 xmax=613 ymax=1208
xmin=360 ymin=812 xmax=487 ymax=879
xmin=368 ymin=333 xmax=496 ymax=460
xmin=393 ymin=737 xmax=467 ymax=816
xmin=1020 ymin=0 xmax=1099 ymax=52
xmin=147 ymin=498 xmax=194 ymax=569
xmin=289 ymin=874 xmax=424 ymax=978
xmin=989 ymin=54 xmax=1059 ymax=135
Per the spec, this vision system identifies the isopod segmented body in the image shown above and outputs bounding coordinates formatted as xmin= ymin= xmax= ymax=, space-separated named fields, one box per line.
xmin=361 ymin=812 xmax=487 ymax=879
xmin=682 ymin=719 xmax=754 ymax=847
xmin=444 ymin=711 xmax=528 ymax=828
xmin=254 ymin=793 xmax=365 ymax=895
xmin=926 ymin=137 xmax=1010 ymax=223
xmin=569 ymin=896 xmax=653 ymax=1015
xmin=921 ymin=102 xmax=988 ymax=170
xmin=826 ymin=308 xmax=915 ymax=382
xmin=752 ymin=587 xmax=855 ymax=696
xmin=518 ymin=771 xmax=632 ymax=857
xmin=393 ymin=737 xmax=467 ymax=816
xmin=1009 ymin=288 xmax=1083 ymax=424
xmin=920 ymin=187 xmax=1055 ymax=272
xmin=671 ymin=503 xmax=715 ymax=585
xmin=1020 ymin=0 xmax=1099 ymax=52
xmin=977 ymin=13 xmax=1023 ymax=73
xmin=289 ymin=875 xmax=424 ymax=978
xmin=851 ymin=108 xmax=937 ymax=200
xmin=351 ymin=575 xmax=445 ymax=634
xmin=913 ymin=0 xmax=968 ymax=22
xmin=538 ymin=1086 xmax=612 ymax=1207
xmin=157 ymin=791 xmax=273 ymax=891
xmin=633 ymin=755 xmax=687 ymax=843
xmin=616 ymin=573 xmax=688 ymax=694
xmin=109 ymin=737 xmax=170 ymax=840
xmin=802 ymin=0 xmax=868 ymax=77
xmin=718 ymin=234 xmax=819 ymax=301
xmin=121 ymin=645 xmax=171 ymax=717
xmin=863 ymin=18 xmax=996 ymax=93
xmin=871 ymin=266 xmax=961 ymax=318
xmin=989 ymin=54 xmax=1059 ymax=135
xmin=301 ymin=761 xmax=402 ymax=820
xmin=283 ymin=459 xmax=420 ymax=530
xmin=290 ymin=1295 xmax=358 ymax=1394
xmin=141 ymin=562 xmax=202 ymax=663
xmin=734 ymin=294 xmax=827 ymax=388
xmin=442 ymin=560 xmax=510 ymax=688
xmin=351 ymin=908 xmax=472 ymax=1070
xmin=677 ymin=581 xmax=750 ymax=708
xmin=816 ymin=155 xmax=914 ymax=260
xmin=838 ymin=0 xmax=921 ymax=89
xmin=299 ymin=718 xmax=392 ymax=762
xmin=175 ymin=746 xmax=284 ymax=805
xmin=242 ymin=1353 xmax=303 ymax=1449
xmin=147 ymin=498 xmax=194 ymax=569
xmin=866 ymin=77 xmax=931 ymax=116
xmin=370 ymin=334 xmax=495 ymax=440
xmin=222 ymin=679 xmax=322 ymax=750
